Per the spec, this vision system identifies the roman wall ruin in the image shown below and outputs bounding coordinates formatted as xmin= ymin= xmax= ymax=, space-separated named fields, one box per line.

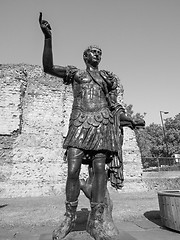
xmin=0 ymin=64 xmax=145 ymax=197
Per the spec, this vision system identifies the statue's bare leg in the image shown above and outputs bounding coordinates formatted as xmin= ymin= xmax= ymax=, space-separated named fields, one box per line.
xmin=86 ymin=153 xmax=107 ymax=239
xmin=91 ymin=152 xmax=106 ymax=203
xmin=66 ymin=148 xmax=84 ymax=202
xmin=80 ymin=164 xmax=93 ymax=199
xmin=52 ymin=147 xmax=84 ymax=240
xmin=86 ymin=152 xmax=119 ymax=240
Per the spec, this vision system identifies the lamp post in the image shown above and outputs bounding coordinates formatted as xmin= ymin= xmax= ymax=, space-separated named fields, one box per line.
xmin=160 ymin=111 xmax=169 ymax=156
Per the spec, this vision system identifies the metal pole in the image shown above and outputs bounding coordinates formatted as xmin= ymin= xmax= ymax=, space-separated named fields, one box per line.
xmin=160 ymin=111 xmax=169 ymax=157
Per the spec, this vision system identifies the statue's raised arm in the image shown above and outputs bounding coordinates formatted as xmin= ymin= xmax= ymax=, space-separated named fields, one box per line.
xmin=39 ymin=12 xmax=67 ymax=78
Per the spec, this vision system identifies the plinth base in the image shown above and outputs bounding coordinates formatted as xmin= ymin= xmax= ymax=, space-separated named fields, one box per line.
xmin=39 ymin=230 xmax=137 ymax=240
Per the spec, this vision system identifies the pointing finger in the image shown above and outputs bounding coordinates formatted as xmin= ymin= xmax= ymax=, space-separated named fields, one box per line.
xmin=39 ymin=12 xmax=42 ymax=24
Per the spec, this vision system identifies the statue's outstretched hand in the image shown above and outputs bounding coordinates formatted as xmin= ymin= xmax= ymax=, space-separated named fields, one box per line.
xmin=133 ymin=119 xmax=145 ymax=129
xmin=39 ymin=12 xmax=52 ymax=38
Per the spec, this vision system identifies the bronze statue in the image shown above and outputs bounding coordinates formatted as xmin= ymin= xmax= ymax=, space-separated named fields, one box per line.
xmin=39 ymin=12 xmax=145 ymax=240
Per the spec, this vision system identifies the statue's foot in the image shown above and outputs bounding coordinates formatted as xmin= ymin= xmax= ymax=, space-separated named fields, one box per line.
xmin=87 ymin=221 xmax=108 ymax=240
xmin=102 ymin=202 xmax=119 ymax=237
xmin=52 ymin=200 xmax=78 ymax=240
xmin=52 ymin=216 xmax=76 ymax=240
xmin=102 ymin=219 xmax=119 ymax=237
xmin=87 ymin=219 xmax=119 ymax=240
xmin=87 ymin=203 xmax=119 ymax=240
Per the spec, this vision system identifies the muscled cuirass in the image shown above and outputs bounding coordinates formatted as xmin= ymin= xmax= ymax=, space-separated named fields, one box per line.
xmin=63 ymin=68 xmax=120 ymax=153
xmin=72 ymin=70 xmax=108 ymax=112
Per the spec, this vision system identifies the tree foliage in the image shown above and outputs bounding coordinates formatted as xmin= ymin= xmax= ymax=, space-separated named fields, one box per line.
xmin=124 ymin=104 xmax=180 ymax=157
xmin=164 ymin=113 xmax=180 ymax=156
xmin=124 ymin=103 xmax=146 ymax=121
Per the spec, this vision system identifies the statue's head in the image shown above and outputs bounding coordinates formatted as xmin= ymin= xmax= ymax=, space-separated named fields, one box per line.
xmin=83 ymin=45 xmax=102 ymax=67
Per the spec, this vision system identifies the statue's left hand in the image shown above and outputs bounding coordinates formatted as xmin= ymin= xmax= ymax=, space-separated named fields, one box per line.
xmin=39 ymin=12 xmax=52 ymax=38
xmin=133 ymin=119 xmax=145 ymax=128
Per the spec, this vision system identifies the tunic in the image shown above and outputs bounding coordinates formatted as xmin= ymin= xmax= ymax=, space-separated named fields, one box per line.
xmin=62 ymin=65 xmax=125 ymax=188
xmin=62 ymin=66 xmax=121 ymax=153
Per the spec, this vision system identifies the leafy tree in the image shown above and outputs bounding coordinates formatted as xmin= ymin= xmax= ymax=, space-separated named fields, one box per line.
xmin=124 ymin=103 xmax=146 ymax=121
xmin=124 ymin=105 xmax=180 ymax=157
xmin=145 ymin=123 xmax=164 ymax=157
xmin=164 ymin=113 xmax=180 ymax=156
xmin=124 ymin=104 xmax=134 ymax=118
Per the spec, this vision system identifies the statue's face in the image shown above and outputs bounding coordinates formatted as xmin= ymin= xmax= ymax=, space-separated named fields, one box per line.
xmin=86 ymin=47 xmax=102 ymax=67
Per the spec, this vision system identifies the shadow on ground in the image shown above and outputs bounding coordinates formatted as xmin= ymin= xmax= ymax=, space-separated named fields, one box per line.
xmin=144 ymin=210 xmax=162 ymax=227
xmin=0 ymin=204 xmax=8 ymax=209
xmin=39 ymin=209 xmax=91 ymax=240
xmin=73 ymin=208 xmax=89 ymax=231
xmin=144 ymin=210 xmax=180 ymax=235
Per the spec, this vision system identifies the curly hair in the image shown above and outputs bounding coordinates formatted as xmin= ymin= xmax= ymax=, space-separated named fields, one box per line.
xmin=83 ymin=45 xmax=102 ymax=62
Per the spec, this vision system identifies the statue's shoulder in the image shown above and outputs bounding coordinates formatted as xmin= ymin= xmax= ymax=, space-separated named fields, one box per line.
xmin=76 ymin=69 xmax=86 ymax=77
xmin=100 ymin=70 xmax=120 ymax=90
xmin=63 ymin=65 xmax=79 ymax=84
xmin=74 ymin=69 xmax=89 ymax=82
xmin=66 ymin=65 xmax=79 ymax=74
xmin=100 ymin=70 xmax=119 ymax=80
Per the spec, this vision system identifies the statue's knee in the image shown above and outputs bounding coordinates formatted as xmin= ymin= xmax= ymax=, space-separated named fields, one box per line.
xmin=68 ymin=167 xmax=80 ymax=180
xmin=67 ymin=148 xmax=83 ymax=180
xmin=94 ymin=165 xmax=105 ymax=175
xmin=93 ymin=155 xmax=106 ymax=175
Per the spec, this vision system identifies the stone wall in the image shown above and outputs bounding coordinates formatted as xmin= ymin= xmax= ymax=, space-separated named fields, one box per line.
xmin=0 ymin=65 xmax=26 ymax=187
xmin=0 ymin=64 xmax=144 ymax=197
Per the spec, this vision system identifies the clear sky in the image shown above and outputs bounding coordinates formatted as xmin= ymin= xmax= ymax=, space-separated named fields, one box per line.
xmin=1 ymin=0 xmax=180 ymax=125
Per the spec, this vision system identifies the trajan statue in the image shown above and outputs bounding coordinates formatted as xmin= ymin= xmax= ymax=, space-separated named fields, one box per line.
xmin=39 ymin=12 xmax=145 ymax=240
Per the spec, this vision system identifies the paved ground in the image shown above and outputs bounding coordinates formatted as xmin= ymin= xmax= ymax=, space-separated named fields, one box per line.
xmin=0 ymin=189 xmax=179 ymax=240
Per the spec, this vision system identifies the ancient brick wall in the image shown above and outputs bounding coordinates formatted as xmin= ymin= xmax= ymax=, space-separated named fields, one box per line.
xmin=0 ymin=64 xmax=144 ymax=197
xmin=0 ymin=65 xmax=26 ymax=186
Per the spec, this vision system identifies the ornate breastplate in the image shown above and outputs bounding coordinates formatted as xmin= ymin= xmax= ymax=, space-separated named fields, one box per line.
xmin=72 ymin=70 xmax=108 ymax=112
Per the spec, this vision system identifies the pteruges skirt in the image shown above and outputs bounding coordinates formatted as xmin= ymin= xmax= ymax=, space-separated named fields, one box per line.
xmin=63 ymin=107 xmax=119 ymax=152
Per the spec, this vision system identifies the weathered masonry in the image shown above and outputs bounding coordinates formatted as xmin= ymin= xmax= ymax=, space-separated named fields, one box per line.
xmin=0 ymin=64 xmax=144 ymax=197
